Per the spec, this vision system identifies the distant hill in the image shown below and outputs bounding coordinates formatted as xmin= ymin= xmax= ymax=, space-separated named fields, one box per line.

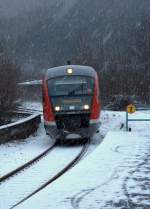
xmin=0 ymin=0 xmax=150 ymax=78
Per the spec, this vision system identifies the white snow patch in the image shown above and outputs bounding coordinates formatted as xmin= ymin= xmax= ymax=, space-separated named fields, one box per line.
xmin=16 ymin=129 xmax=150 ymax=209
xmin=0 ymin=113 xmax=40 ymax=130
xmin=0 ymin=123 xmax=53 ymax=177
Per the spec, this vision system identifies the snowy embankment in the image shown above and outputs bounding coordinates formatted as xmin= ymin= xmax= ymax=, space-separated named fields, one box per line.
xmin=0 ymin=102 xmax=47 ymax=177
xmin=16 ymin=130 xmax=150 ymax=209
xmin=0 ymin=124 xmax=53 ymax=177
xmin=16 ymin=111 xmax=150 ymax=209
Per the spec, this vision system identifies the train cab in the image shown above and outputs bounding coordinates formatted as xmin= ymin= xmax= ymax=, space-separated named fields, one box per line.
xmin=42 ymin=65 xmax=101 ymax=141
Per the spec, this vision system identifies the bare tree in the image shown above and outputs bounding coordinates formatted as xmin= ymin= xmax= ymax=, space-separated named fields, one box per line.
xmin=0 ymin=54 xmax=20 ymax=123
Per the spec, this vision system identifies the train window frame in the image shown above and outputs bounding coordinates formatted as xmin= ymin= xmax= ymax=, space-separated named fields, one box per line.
xmin=47 ymin=75 xmax=95 ymax=97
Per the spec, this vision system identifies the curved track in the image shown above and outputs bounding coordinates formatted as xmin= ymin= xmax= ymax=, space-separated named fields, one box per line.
xmin=10 ymin=139 xmax=90 ymax=209
xmin=0 ymin=143 xmax=56 ymax=184
xmin=17 ymin=107 xmax=43 ymax=114
xmin=0 ymin=107 xmax=91 ymax=209
xmin=0 ymin=138 xmax=90 ymax=209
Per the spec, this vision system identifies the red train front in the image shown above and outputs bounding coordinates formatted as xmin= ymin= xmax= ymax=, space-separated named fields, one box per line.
xmin=42 ymin=65 xmax=101 ymax=141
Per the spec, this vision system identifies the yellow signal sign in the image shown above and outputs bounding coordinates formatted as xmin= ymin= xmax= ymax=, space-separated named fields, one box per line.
xmin=127 ymin=104 xmax=136 ymax=114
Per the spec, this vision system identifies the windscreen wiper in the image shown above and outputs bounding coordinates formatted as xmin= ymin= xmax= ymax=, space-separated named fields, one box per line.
xmin=68 ymin=85 xmax=83 ymax=96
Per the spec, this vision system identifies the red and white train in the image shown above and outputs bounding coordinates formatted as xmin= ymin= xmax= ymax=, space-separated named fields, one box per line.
xmin=42 ymin=65 xmax=101 ymax=141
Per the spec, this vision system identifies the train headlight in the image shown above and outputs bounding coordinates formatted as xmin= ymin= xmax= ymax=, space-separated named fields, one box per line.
xmin=67 ymin=68 xmax=73 ymax=74
xmin=55 ymin=106 xmax=61 ymax=111
xmin=83 ymin=104 xmax=90 ymax=110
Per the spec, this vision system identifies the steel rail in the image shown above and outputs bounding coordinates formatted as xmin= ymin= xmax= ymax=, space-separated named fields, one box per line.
xmin=10 ymin=139 xmax=90 ymax=209
xmin=17 ymin=107 xmax=43 ymax=114
xmin=0 ymin=143 xmax=56 ymax=184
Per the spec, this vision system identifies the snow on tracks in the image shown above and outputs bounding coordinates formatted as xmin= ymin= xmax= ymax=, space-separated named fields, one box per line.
xmin=0 ymin=141 xmax=90 ymax=209
xmin=14 ymin=131 xmax=150 ymax=209
xmin=0 ymin=143 xmax=56 ymax=184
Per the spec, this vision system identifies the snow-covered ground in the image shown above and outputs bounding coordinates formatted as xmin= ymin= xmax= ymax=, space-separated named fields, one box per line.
xmin=14 ymin=131 xmax=150 ymax=209
xmin=15 ymin=110 xmax=150 ymax=209
xmin=0 ymin=145 xmax=83 ymax=209
xmin=0 ymin=102 xmax=45 ymax=177
xmin=0 ymin=124 xmax=53 ymax=177
xmin=0 ymin=101 xmax=149 ymax=209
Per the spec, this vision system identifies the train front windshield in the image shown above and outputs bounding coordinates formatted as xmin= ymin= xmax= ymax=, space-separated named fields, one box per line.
xmin=47 ymin=76 xmax=94 ymax=112
xmin=47 ymin=76 xmax=94 ymax=96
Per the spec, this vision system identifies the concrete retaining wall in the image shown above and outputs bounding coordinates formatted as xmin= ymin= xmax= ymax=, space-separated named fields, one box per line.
xmin=0 ymin=113 xmax=41 ymax=143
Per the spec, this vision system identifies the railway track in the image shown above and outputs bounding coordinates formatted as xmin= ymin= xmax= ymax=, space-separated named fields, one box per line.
xmin=11 ymin=139 xmax=90 ymax=209
xmin=0 ymin=139 xmax=90 ymax=209
xmin=17 ymin=107 xmax=43 ymax=114
xmin=0 ymin=143 xmax=56 ymax=184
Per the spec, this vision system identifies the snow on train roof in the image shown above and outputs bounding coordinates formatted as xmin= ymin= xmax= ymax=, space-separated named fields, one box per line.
xmin=45 ymin=65 xmax=96 ymax=79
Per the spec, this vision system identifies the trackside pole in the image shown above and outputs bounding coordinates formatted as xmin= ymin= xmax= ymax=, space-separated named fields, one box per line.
xmin=126 ymin=104 xmax=150 ymax=132
xmin=126 ymin=111 xmax=128 ymax=131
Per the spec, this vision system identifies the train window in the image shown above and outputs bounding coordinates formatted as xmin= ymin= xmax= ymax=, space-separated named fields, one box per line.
xmin=47 ymin=76 xmax=94 ymax=97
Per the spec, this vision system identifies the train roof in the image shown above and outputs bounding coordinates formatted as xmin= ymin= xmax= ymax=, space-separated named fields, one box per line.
xmin=45 ymin=65 xmax=96 ymax=79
